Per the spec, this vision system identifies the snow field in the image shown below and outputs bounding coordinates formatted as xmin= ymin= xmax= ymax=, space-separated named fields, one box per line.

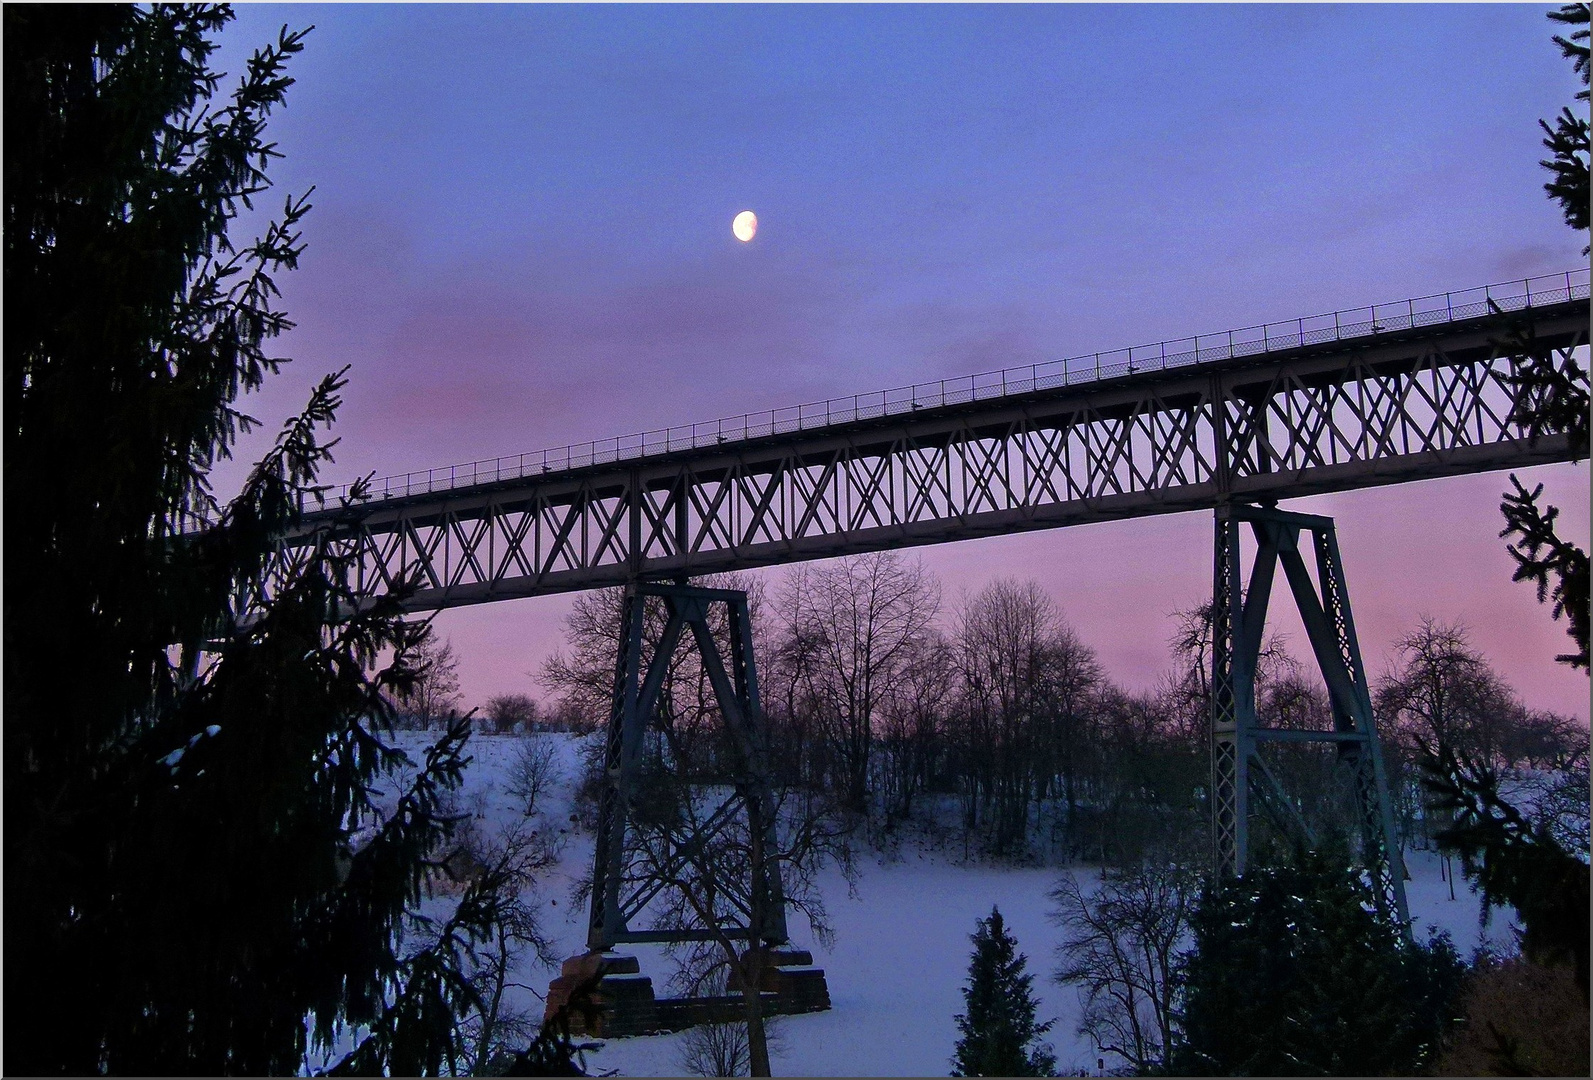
xmin=394 ymin=731 xmax=1521 ymax=1077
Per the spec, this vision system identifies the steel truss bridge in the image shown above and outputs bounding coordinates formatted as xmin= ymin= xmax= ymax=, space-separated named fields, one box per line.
xmin=277 ymin=270 xmax=1588 ymax=612
xmin=261 ymin=269 xmax=1586 ymax=983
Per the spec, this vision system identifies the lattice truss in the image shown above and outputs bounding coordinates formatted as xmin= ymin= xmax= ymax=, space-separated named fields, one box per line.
xmin=260 ymin=323 xmax=1583 ymax=614
xmin=1228 ymin=344 xmax=1548 ymax=477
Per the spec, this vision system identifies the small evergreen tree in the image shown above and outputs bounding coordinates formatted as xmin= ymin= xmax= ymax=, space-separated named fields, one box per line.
xmin=952 ymin=906 xmax=1057 ymax=1077
xmin=1169 ymin=852 xmax=1465 ymax=1077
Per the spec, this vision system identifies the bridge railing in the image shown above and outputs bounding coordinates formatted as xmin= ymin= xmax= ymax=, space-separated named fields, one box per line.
xmin=341 ymin=268 xmax=1589 ymax=504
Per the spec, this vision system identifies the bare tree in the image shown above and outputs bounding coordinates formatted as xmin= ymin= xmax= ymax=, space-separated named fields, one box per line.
xmin=408 ymin=801 xmax=564 ymax=1077
xmin=1163 ymin=601 xmax=1337 ymax=858
xmin=506 ymin=736 xmax=563 ymax=818
xmin=485 ymin=693 xmax=539 ymax=735
xmin=874 ymin=629 xmax=957 ymax=824
xmin=401 ymin=629 xmax=462 ymax=729
xmin=678 ymin=1008 xmax=751 ymax=1077
xmin=1164 ymin=602 xmax=1216 ymax=744
xmin=672 ymin=961 xmax=786 ymax=1077
xmin=778 ymin=552 xmax=941 ymax=814
xmin=1377 ymin=618 xmax=1524 ymax=764
xmin=952 ymin=579 xmax=1050 ymax=855
xmin=544 ymin=574 xmax=770 ymax=769
xmin=546 ymin=572 xmax=847 ymax=1075
xmin=1164 ymin=599 xmax=1300 ymax=744
xmin=1075 ymin=685 xmax=1208 ymax=866
xmin=544 ymin=696 xmax=597 ymax=734
xmin=1375 ymin=619 xmax=1530 ymax=849
xmin=542 ymin=588 xmax=631 ymax=722
xmin=461 ymin=817 xmax=563 ymax=1076
xmin=618 ymin=776 xmax=854 ymax=1077
xmin=952 ymin=579 xmax=1096 ymax=856
xmin=1033 ymin=621 xmax=1104 ymax=844
xmin=1050 ymin=863 xmax=1196 ymax=1075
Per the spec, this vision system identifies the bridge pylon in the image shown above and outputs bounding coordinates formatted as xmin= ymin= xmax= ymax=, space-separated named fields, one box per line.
xmin=545 ymin=581 xmax=829 ymax=1036
xmin=1210 ymin=503 xmax=1410 ymax=932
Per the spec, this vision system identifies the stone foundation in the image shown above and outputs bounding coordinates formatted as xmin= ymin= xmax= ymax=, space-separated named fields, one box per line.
xmin=543 ymin=952 xmax=658 ymax=1038
xmin=726 ymin=948 xmax=833 ymax=1014
xmin=545 ymin=947 xmax=831 ymax=1038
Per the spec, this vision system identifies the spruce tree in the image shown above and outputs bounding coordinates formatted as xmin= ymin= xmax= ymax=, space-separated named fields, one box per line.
xmin=1540 ymin=3 xmax=1590 ymax=249
xmin=952 ymin=906 xmax=1057 ymax=1077
xmin=4 ymin=6 xmax=542 ymax=1073
xmin=1497 ymin=1 xmax=1591 ymax=670
xmin=1423 ymin=745 xmax=1590 ymax=998
xmin=1169 ymin=852 xmax=1465 ymax=1077
xmin=1419 ymin=1 xmax=1592 ymax=1025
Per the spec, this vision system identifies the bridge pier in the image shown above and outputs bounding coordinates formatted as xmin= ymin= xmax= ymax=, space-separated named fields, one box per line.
xmin=548 ymin=581 xmax=830 ymax=1036
xmin=1211 ymin=503 xmax=1409 ymax=931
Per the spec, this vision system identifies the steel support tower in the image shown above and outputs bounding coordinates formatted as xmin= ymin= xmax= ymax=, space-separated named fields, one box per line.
xmin=588 ymin=581 xmax=789 ymax=951
xmin=1211 ymin=502 xmax=1409 ymax=929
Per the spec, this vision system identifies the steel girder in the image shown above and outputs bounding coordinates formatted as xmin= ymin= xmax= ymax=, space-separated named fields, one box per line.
xmin=1211 ymin=503 xmax=1410 ymax=931
xmin=266 ymin=301 xmax=1586 ymax=615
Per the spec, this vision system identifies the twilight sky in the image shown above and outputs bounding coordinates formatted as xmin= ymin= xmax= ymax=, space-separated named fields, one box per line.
xmin=212 ymin=4 xmax=1590 ymax=718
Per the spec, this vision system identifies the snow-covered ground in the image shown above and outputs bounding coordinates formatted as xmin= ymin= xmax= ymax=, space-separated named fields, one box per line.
xmin=397 ymin=731 xmax=1521 ymax=1077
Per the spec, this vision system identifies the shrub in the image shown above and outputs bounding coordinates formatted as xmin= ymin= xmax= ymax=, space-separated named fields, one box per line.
xmin=1170 ymin=850 xmax=1465 ymax=1076
xmin=1437 ymin=954 xmax=1590 ymax=1077
xmin=486 ymin=693 xmax=539 ymax=735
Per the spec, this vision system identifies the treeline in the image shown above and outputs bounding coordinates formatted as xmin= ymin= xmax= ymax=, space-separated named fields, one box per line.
xmin=539 ymin=551 xmax=1590 ymax=866
xmin=388 ymin=634 xmax=592 ymax=733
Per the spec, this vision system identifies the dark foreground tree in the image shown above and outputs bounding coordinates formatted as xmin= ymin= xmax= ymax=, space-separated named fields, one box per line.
xmin=1413 ymin=8 xmax=1593 ymax=1055
xmin=1498 ymin=1 xmax=1591 ymax=670
xmin=1423 ymin=744 xmax=1591 ymax=999
xmin=4 ymin=7 xmax=576 ymax=1074
xmin=951 ymin=906 xmax=1057 ymax=1077
xmin=1541 ymin=2 xmax=1590 ymax=248
xmin=1169 ymin=852 xmax=1464 ymax=1077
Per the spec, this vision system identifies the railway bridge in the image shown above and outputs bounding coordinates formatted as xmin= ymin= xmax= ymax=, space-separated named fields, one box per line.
xmin=265 ymin=269 xmax=1587 ymax=1030
xmin=284 ymin=270 xmax=1586 ymax=612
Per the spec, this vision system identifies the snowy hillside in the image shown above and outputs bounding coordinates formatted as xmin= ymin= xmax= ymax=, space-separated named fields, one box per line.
xmin=390 ymin=730 xmax=1521 ymax=1077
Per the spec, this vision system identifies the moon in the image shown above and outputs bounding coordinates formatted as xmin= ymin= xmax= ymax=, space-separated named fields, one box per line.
xmin=732 ymin=210 xmax=757 ymax=242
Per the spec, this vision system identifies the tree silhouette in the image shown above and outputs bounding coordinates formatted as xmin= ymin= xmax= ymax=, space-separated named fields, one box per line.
xmin=1541 ymin=3 xmax=1590 ymax=248
xmin=1498 ymin=1 xmax=1591 ymax=670
xmin=1423 ymin=743 xmax=1590 ymax=1000
xmin=1423 ymin=4 xmax=1593 ymax=1029
xmin=951 ymin=906 xmax=1057 ymax=1077
xmin=4 ymin=7 xmax=547 ymax=1072
xmin=1170 ymin=853 xmax=1464 ymax=1077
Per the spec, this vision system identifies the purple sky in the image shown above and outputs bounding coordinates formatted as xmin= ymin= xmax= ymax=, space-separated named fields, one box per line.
xmin=212 ymin=4 xmax=1589 ymax=718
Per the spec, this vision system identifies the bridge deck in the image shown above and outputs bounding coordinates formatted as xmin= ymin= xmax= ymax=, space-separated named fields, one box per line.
xmin=272 ymin=271 xmax=1587 ymax=612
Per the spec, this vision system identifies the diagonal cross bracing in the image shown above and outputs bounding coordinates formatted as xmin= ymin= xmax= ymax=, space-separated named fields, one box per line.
xmin=275 ymin=290 xmax=1587 ymax=614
